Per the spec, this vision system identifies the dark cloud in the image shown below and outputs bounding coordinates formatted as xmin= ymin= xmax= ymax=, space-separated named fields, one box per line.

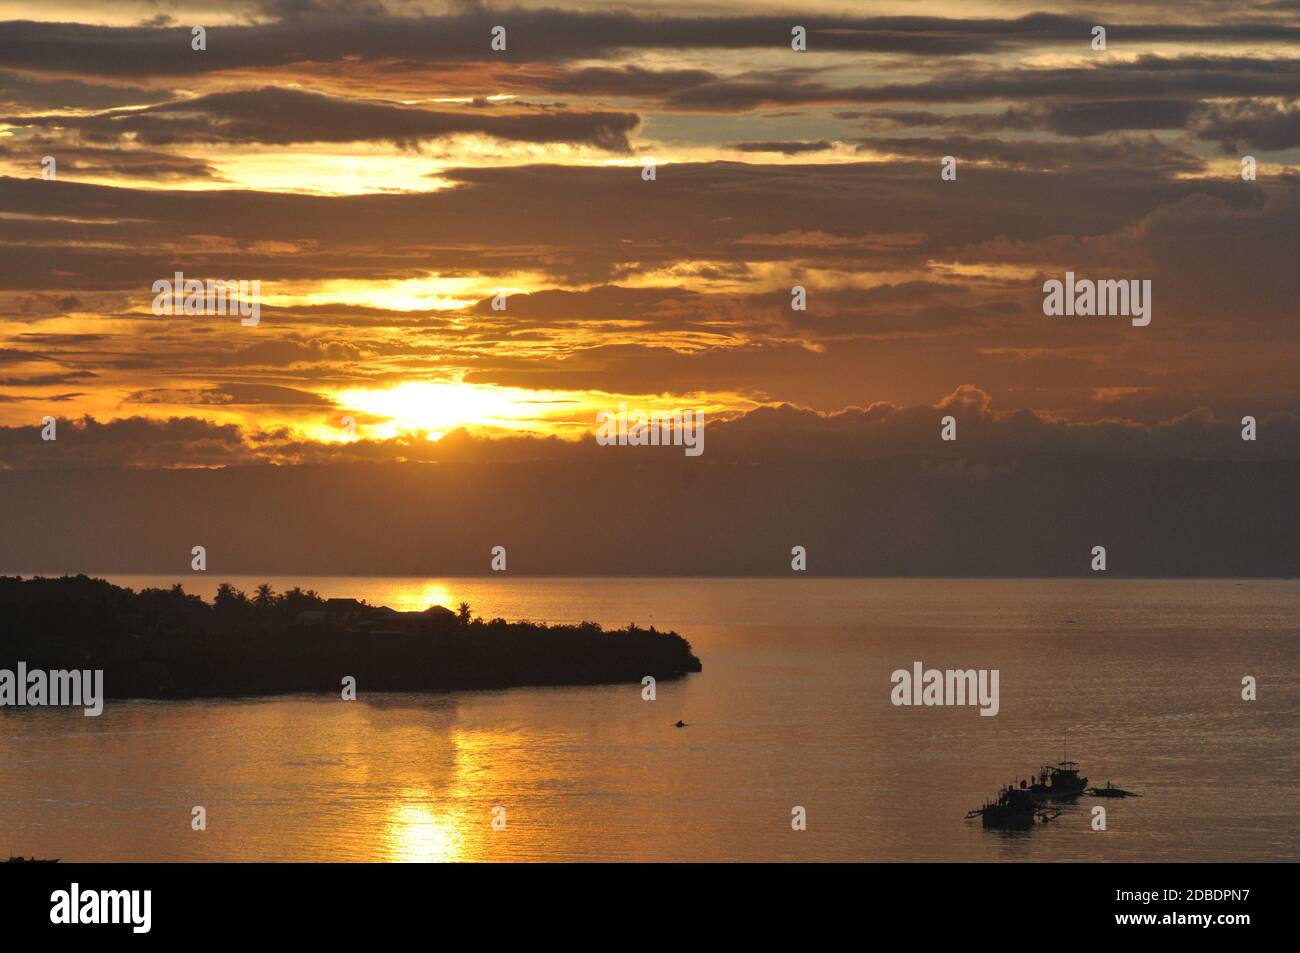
xmin=731 ymin=140 xmax=834 ymax=155
xmin=5 ymin=390 xmax=1298 ymax=470
xmin=0 ymin=70 xmax=172 ymax=112
xmin=125 ymin=383 xmax=337 ymax=406
xmin=468 ymin=285 xmax=707 ymax=324
xmin=704 ymin=389 xmax=1300 ymax=462
xmin=526 ymin=64 xmax=720 ymax=98
xmin=0 ymin=414 xmax=255 ymax=467
xmin=0 ymin=140 xmax=219 ymax=181
xmin=225 ymin=339 xmax=365 ymax=367
xmin=0 ymin=348 xmax=43 ymax=364
xmin=0 ymin=370 xmax=96 ymax=386
xmin=5 ymin=86 xmax=641 ymax=151
xmin=1193 ymin=100 xmax=1300 ymax=152
xmin=0 ymin=158 xmax=1259 ymax=290
xmin=661 ymin=58 xmax=1300 ymax=110
xmin=10 ymin=332 xmax=104 ymax=345
xmin=0 ymin=391 xmax=82 ymax=403
xmin=4 ymin=14 xmax=1298 ymax=79
xmin=253 ymin=0 xmax=391 ymax=19
xmin=855 ymin=134 xmax=1203 ymax=173
xmin=861 ymin=100 xmax=1202 ymax=137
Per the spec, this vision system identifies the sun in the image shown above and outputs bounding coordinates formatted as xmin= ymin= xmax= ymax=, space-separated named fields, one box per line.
xmin=334 ymin=380 xmax=581 ymax=439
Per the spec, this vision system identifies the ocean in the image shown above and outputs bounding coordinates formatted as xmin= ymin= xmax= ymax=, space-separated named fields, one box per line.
xmin=1 ymin=577 xmax=1296 ymax=861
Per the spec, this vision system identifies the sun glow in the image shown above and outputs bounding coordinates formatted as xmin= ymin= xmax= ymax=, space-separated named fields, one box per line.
xmin=334 ymin=381 xmax=589 ymax=439
xmin=331 ymin=381 xmax=749 ymax=442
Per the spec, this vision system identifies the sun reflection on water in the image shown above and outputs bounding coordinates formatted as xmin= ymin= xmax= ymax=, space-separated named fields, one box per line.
xmin=383 ymin=800 xmax=467 ymax=863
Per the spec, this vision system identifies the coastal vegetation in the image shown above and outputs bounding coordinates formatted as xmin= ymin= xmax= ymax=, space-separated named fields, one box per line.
xmin=0 ymin=575 xmax=701 ymax=699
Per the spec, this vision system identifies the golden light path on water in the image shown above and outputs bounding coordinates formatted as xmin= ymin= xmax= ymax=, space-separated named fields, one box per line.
xmin=376 ymin=720 xmax=517 ymax=863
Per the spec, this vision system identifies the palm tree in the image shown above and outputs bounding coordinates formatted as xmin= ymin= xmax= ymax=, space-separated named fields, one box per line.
xmin=254 ymin=583 xmax=276 ymax=608
xmin=214 ymin=583 xmax=249 ymax=614
xmin=457 ymin=602 xmax=472 ymax=627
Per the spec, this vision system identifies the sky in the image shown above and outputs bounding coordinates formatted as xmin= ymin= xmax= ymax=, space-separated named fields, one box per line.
xmin=1 ymin=0 xmax=1298 ymax=478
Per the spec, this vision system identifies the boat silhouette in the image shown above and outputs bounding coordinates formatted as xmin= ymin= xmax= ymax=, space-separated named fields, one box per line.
xmin=965 ymin=784 xmax=1061 ymax=828
xmin=1087 ymin=781 xmax=1141 ymax=798
xmin=967 ymin=740 xmax=1090 ymax=828
xmin=1025 ymin=760 xmax=1088 ymax=802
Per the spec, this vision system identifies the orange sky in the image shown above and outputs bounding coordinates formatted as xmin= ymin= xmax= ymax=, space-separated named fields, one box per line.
xmin=1 ymin=1 xmax=1298 ymax=465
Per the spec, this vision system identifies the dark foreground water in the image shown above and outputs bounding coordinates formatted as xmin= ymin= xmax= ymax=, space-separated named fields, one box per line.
xmin=1 ymin=578 xmax=1296 ymax=861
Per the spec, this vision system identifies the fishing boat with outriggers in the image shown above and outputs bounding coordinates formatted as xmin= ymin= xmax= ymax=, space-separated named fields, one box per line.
xmin=1025 ymin=760 xmax=1088 ymax=802
xmin=965 ymin=784 xmax=1062 ymax=828
xmin=1018 ymin=734 xmax=1089 ymax=802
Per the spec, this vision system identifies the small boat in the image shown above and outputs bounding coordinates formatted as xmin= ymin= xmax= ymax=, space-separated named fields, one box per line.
xmin=1088 ymin=782 xmax=1140 ymax=798
xmin=5 ymin=856 xmax=59 ymax=863
xmin=966 ymin=785 xmax=1061 ymax=829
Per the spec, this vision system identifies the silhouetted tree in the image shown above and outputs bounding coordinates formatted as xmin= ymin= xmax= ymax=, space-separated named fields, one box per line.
xmin=279 ymin=586 xmax=325 ymax=615
xmin=457 ymin=602 xmax=472 ymax=626
xmin=214 ymin=583 xmax=250 ymax=615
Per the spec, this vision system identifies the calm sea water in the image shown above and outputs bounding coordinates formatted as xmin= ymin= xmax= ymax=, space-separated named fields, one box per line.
xmin=1 ymin=578 xmax=1296 ymax=862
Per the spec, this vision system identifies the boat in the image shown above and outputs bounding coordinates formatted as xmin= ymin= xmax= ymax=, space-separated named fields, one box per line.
xmin=1025 ymin=760 xmax=1089 ymax=802
xmin=1087 ymin=781 xmax=1140 ymax=798
xmin=5 ymin=856 xmax=59 ymax=863
xmin=966 ymin=784 xmax=1062 ymax=829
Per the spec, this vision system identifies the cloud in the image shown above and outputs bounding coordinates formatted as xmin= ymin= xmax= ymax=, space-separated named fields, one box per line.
xmin=703 ymin=388 xmax=1300 ymax=461
xmin=4 ymin=157 xmax=1247 ymax=285
xmin=660 ymin=58 xmax=1300 ymax=110
xmin=0 ymin=140 xmax=219 ymax=181
xmin=0 ymin=70 xmax=172 ymax=112
xmin=0 ymin=348 xmax=44 ymax=365
xmin=6 ymin=86 xmax=641 ymax=151
xmin=253 ymin=0 xmax=391 ymax=19
xmin=731 ymin=140 xmax=834 ymax=155
xmin=5 ymin=14 xmax=1298 ymax=79
xmin=5 ymin=389 xmax=1298 ymax=470
xmin=124 ymin=384 xmax=336 ymax=406
xmin=0 ymin=415 xmax=256 ymax=468
xmin=856 ymin=134 xmax=1203 ymax=173
xmin=2 ymin=2 xmax=1298 ymax=462
xmin=4 ymin=158 xmax=1298 ymax=424
xmin=0 ymin=370 xmax=96 ymax=386
xmin=1193 ymin=100 xmax=1300 ymax=152
xmin=225 ymin=339 xmax=364 ymax=367
xmin=861 ymin=100 xmax=1203 ymax=137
